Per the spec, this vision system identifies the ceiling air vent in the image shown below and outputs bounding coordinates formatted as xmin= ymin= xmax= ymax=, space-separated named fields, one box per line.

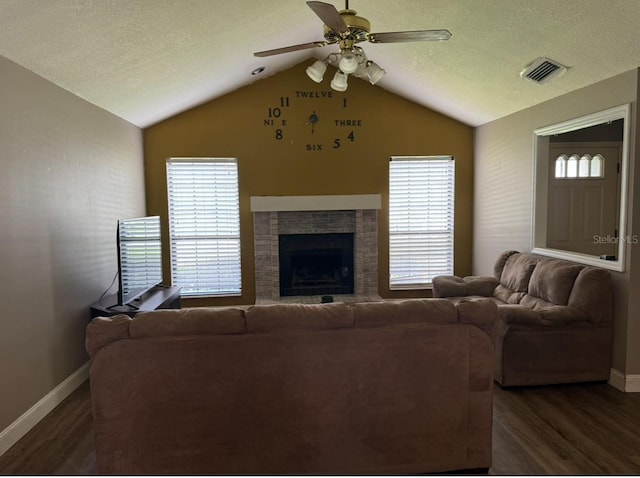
xmin=520 ymin=57 xmax=567 ymax=84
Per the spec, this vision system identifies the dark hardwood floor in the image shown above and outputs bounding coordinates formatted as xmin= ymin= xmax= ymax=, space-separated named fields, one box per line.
xmin=0 ymin=380 xmax=96 ymax=475
xmin=1 ymin=380 xmax=639 ymax=475
xmin=491 ymin=382 xmax=640 ymax=475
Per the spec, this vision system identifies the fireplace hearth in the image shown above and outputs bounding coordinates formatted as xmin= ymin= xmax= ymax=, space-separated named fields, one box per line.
xmin=279 ymin=233 xmax=354 ymax=297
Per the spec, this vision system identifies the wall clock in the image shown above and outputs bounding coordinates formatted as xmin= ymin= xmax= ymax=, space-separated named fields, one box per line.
xmin=263 ymin=90 xmax=363 ymax=152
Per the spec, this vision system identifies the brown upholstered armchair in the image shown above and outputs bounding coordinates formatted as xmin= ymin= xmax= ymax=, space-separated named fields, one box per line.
xmin=433 ymin=250 xmax=614 ymax=387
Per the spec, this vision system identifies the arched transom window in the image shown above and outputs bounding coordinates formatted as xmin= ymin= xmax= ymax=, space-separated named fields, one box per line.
xmin=554 ymin=153 xmax=604 ymax=179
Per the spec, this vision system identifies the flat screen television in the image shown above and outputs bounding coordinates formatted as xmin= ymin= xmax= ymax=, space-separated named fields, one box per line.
xmin=117 ymin=215 xmax=163 ymax=306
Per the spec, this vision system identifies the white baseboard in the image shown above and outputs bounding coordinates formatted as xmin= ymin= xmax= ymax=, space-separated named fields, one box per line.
xmin=609 ymin=368 xmax=640 ymax=392
xmin=0 ymin=361 xmax=90 ymax=456
xmin=624 ymin=374 xmax=640 ymax=392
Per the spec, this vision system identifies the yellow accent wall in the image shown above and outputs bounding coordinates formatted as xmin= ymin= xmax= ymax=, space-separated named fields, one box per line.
xmin=144 ymin=61 xmax=473 ymax=306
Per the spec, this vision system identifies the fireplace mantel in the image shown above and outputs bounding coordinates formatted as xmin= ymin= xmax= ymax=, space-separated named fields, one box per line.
xmin=250 ymin=194 xmax=381 ymax=212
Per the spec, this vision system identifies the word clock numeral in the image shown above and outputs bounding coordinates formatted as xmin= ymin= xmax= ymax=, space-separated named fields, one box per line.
xmin=268 ymin=107 xmax=281 ymax=118
xmin=269 ymin=97 xmax=290 ymax=118
xmin=333 ymin=131 xmax=356 ymax=149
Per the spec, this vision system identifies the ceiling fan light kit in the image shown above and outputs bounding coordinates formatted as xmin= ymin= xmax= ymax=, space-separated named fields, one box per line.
xmin=330 ymin=70 xmax=349 ymax=91
xmin=305 ymin=47 xmax=386 ymax=90
xmin=306 ymin=60 xmax=328 ymax=83
xmin=254 ymin=1 xmax=451 ymax=92
xmin=363 ymin=61 xmax=386 ymax=85
xmin=338 ymin=52 xmax=359 ymax=74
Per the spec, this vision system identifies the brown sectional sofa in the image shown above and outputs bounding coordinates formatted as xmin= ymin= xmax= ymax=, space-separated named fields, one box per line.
xmin=433 ymin=250 xmax=614 ymax=387
xmin=86 ymin=299 xmax=497 ymax=475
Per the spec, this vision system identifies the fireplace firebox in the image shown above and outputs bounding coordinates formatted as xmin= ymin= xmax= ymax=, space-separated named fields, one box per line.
xmin=279 ymin=233 xmax=354 ymax=297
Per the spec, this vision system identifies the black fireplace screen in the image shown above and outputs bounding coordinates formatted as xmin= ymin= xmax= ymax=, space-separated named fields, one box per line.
xmin=279 ymin=233 xmax=354 ymax=297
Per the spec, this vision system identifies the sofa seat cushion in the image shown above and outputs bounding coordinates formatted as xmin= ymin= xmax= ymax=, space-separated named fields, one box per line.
xmin=524 ymin=259 xmax=582 ymax=306
xmin=444 ymin=296 xmax=506 ymax=306
xmin=246 ymin=302 xmax=354 ymax=333
xmin=499 ymin=304 xmax=588 ymax=328
xmin=518 ymin=294 xmax=557 ymax=309
xmin=493 ymin=285 xmax=526 ymax=304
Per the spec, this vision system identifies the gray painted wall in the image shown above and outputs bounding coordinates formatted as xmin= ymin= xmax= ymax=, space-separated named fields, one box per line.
xmin=0 ymin=56 xmax=145 ymax=432
xmin=474 ymin=69 xmax=639 ymax=376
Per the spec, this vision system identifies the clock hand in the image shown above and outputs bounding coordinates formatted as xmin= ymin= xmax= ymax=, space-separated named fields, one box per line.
xmin=309 ymin=112 xmax=318 ymax=135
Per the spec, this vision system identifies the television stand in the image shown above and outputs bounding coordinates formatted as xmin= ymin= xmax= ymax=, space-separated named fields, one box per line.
xmin=90 ymin=285 xmax=181 ymax=319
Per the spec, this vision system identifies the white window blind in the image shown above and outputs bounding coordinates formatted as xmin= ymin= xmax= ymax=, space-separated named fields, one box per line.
xmin=389 ymin=156 xmax=455 ymax=288
xmin=166 ymin=158 xmax=241 ymax=297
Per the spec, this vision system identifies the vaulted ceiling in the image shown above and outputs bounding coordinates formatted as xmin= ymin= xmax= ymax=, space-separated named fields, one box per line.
xmin=1 ymin=0 xmax=639 ymax=128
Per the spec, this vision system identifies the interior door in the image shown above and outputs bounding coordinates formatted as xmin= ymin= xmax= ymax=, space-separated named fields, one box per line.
xmin=547 ymin=143 xmax=620 ymax=257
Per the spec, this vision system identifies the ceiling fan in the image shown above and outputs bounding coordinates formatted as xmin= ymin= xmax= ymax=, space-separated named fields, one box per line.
xmin=253 ymin=1 xmax=452 ymax=91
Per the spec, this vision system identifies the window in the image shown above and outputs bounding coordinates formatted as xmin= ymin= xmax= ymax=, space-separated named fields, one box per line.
xmin=590 ymin=154 xmax=604 ymax=177
xmin=567 ymin=154 xmax=578 ymax=178
xmin=166 ymin=158 xmax=241 ymax=297
xmin=554 ymin=153 xmax=605 ymax=179
xmin=555 ymin=154 xmax=568 ymax=178
xmin=389 ymin=156 xmax=455 ymax=288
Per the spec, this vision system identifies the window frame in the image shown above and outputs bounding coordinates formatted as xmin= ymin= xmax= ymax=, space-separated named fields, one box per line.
xmin=388 ymin=155 xmax=455 ymax=290
xmin=166 ymin=158 xmax=242 ymax=298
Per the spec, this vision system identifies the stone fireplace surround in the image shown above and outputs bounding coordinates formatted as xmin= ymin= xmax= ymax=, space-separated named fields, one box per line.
xmin=251 ymin=195 xmax=382 ymax=304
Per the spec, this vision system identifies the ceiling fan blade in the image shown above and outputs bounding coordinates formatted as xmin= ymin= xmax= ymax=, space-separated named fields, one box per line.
xmin=306 ymin=1 xmax=348 ymax=33
xmin=369 ymin=29 xmax=452 ymax=43
xmin=253 ymin=41 xmax=328 ymax=57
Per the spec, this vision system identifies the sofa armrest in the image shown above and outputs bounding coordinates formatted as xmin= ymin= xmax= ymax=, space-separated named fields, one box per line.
xmin=86 ymin=314 xmax=131 ymax=358
xmin=432 ymin=275 xmax=498 ymax=298
xmin=455 ymin=298 xmax=498 ymax=338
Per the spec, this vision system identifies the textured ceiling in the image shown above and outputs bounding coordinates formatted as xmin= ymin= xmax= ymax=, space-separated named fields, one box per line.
xmin=1 ymin=0 xmax=639 ymax=128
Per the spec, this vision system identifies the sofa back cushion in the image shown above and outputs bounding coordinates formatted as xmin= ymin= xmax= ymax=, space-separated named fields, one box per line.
xmin=499 ymin=253 xmax=539 ymax=291
xmin=245 ymin=302 xmax=354 ymax=333
xmin=493 ymin=253 xmax=539 ymax=303
xmin=493 ymin=250 xmax=519 ymax=279
xmin=567 ymin=267 xmax=613 ymax=323
xmin=521 ymin=259 xmax=582 ymax=307
xmin=352 ymin=299 xmax=456 ymax=328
